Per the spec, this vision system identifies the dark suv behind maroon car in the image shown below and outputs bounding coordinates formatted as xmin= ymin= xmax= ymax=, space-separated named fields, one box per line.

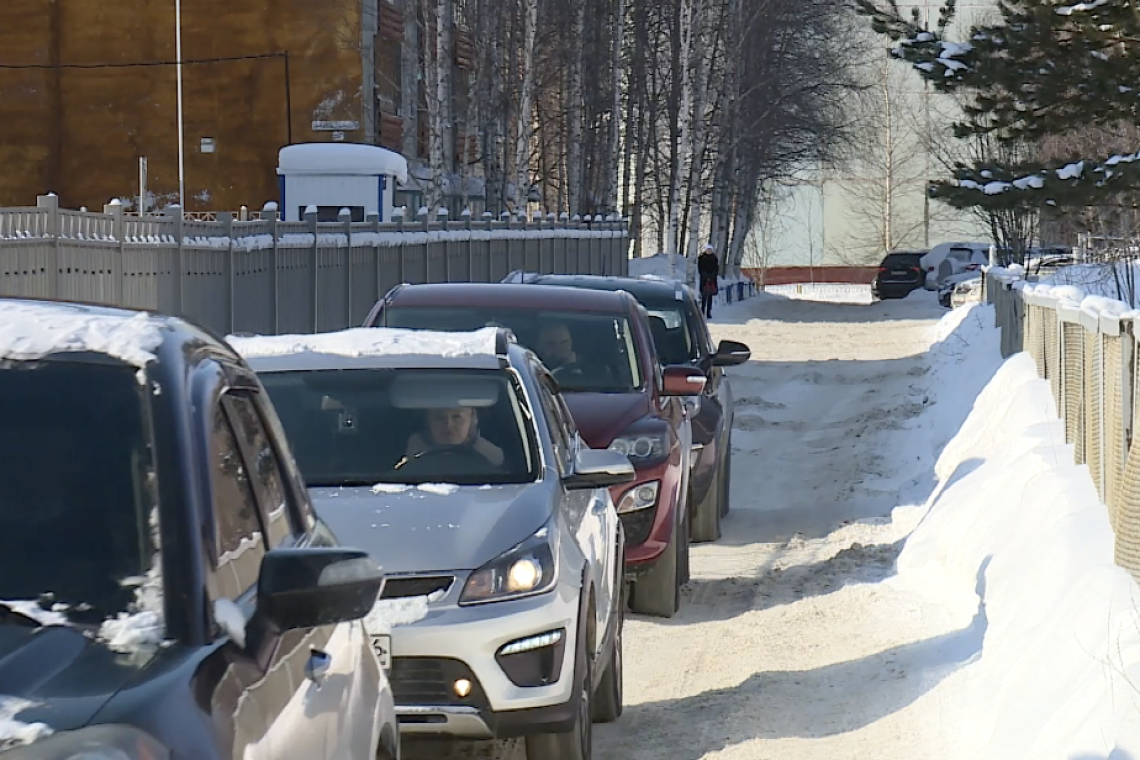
xmin=502 ymin=273 xmax=751 ymax=542
xmin=364 ymin=283 xmax=705 ymax=618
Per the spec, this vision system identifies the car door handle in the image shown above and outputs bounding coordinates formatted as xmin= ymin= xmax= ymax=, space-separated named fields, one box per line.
xmin=305 ymin=649 xmax=332 ymax=684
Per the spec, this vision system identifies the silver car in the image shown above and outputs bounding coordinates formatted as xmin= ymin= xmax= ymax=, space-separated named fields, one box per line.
xmin=233 ymin=326 xmax=633 ymax=760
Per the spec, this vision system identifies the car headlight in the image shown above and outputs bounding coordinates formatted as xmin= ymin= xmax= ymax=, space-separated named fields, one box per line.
xmin=1 ymin=725 xmax=170 ymax=760
xmin=608 ymin=421 xmax=670 ymax=465
xmin=617 ymin=480 xmax=659 ymax=514
xmin=460 ymin=522 xmax=559 ymax=605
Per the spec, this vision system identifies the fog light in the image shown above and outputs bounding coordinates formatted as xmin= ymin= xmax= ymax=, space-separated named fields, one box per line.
xmin=617 ymin=480 xmax=660 ymax=514
xmin=453 ymin=678 xmax=473 ymax=698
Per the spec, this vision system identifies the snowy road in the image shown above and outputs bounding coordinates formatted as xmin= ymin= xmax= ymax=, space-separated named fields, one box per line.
xmin=407 ymin=288 xmax=980 ymax=760
xmin=593 ymin=290 xmax=974 ymax=760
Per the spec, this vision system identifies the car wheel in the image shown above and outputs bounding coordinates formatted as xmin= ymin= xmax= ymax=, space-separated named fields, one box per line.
xmin=629 ymin=516 xmax=681 ymax=618
xmin=719 ymin=432 xmax=733 ymax=517
xmin=526 ymin=626 xmax=593 ymax=760
xmin=680 ymin=504 xmax=692 ymax=586
xmin=691 ymin=472 xmax=721 ymax=543
xmin=591 ymin=587 xmax=624 ymax=724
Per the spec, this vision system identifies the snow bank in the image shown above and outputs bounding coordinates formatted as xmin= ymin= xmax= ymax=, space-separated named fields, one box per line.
xmin=231 ymin=326 xmax=501 ymax=370
xmin=0 ymin=302 xmax=163 ymax=370
xmin=894 ymin=302 xmax=1140 ymax=759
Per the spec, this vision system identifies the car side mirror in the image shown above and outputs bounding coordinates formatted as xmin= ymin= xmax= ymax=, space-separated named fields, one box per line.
xmin=256 ymin=548 xmax=384 ymax=632
xmin=661 ymin=365 xmax=707 ymax=396
xmin=712 ymin=340 xmax=751 ymax=367
xmin=563 ymin=449 xmax=636 ymax=490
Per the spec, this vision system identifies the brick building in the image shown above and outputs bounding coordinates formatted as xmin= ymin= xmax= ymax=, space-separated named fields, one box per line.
xmin=0 ymin=0 xmax=460 ymax=212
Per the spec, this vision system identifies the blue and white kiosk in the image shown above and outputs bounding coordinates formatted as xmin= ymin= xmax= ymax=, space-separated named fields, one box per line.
xmin=276 ymin=143 xmax=409 ymax=222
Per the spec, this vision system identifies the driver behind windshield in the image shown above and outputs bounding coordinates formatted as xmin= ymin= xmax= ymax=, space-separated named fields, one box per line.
xmin=404 ymin=406 xmax=505 ymax=467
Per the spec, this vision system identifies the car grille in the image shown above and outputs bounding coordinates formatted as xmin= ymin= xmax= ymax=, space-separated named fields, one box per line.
xmin=381 ymin=575 xmax=454 ymax=600
xmin=620 ymin=509 xmax=655 ymax=546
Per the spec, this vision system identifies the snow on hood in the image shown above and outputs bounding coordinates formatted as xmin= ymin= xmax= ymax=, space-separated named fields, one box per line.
xmin=363 ymin=592 xmax=445 ymax=636
xmin=0 ymin=302 xmax=163 ymax=371
xmin=229 ymin=327 xmax=501 ymax=370
xmin=0 ymin=600 xmax=68 ymax=627
xmin=0 ymin=697 xmax=53 ymax=750
xmin=97 ymin=508 xmax=166 ymax=656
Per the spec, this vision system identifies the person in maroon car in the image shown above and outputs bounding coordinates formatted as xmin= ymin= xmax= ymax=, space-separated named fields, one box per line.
xmin=536 ymin=319 xmax=616 ymax=388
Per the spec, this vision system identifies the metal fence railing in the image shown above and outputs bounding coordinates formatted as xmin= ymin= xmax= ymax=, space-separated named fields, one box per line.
xmin=986 ymin=270 xmax=1140 ymax=579
xmin=0 ymin=195 xmax=629 ymax=337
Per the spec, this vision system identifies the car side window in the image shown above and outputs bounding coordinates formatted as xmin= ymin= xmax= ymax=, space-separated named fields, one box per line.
xmin=223 ymin=394 xmax=293 ymax=548
xmin=536 ymin=375 xmax=572 ymax=473
xmin=207 ymin=400 xmax=268 ymax=602
xmin=689 ymin=299 xmax=716 ymax=356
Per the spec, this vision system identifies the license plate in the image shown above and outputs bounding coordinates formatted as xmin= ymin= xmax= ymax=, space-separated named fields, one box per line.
xmin=370 ymin=634 xmax=392 ymax=670
xmin=891 ymin=270 xmax=907 ymax=275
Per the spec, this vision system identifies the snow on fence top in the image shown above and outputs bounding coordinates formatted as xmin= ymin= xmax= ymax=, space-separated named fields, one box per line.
xmin=0 ymin=301 xmax=164 ymax=369
xmin=230 ymin=326 xmax=503 ymax=371
xmin=277 ymin=143 xmax=409 ymax=183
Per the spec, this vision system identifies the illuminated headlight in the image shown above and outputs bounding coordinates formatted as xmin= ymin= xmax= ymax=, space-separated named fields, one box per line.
xmin=460 ymin=522 xmax=559 ymax=605
xmin=617 ymin=480 xmax=659 ymax=514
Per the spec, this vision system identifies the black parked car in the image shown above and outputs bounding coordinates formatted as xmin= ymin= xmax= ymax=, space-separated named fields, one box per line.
xmin=501 ymin=273 xmax=751 ymax=544
xmin=0 ymin=298 xmax=399 ymax=760
xmin=872 ymin=251 xmax=926 ymax=300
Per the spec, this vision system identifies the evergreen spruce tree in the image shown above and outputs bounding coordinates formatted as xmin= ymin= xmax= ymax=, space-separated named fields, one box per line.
xmin=856 ymin=0 xmax=1140 ymax=210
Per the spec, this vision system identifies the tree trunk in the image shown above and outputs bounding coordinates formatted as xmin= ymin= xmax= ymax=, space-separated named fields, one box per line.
xmin=606 ymin=0 xmax=625 ymax=214
xmin=666 ymin=0 xmax=696 ymax=264
xmin=423 ymin=0 xmax=446 ymax=213
xmin=484 ymin=10 xmax=506 ymax=214
xmin=514 ymin=0 xmax=540 ymax=212
xmin=566 ymin=0 xmax=586 ymax=216
xmin=400 ymin=0 xmax=420 ymax=160
xmin=438 ymin=0 xmax=454 ymax=176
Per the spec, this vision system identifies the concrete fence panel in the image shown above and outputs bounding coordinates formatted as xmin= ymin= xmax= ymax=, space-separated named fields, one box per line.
xmin=0 ymin=196 xmax=629 ymax=337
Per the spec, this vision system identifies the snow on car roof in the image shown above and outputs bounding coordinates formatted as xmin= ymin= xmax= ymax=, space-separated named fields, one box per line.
xmin=0 ymin=300 xmax=165 ymax=369
xmin=231 ymin=326 xmax=504 ymax=372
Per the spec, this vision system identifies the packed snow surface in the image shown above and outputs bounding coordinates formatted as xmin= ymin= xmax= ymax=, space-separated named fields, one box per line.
xmin=407 ymin=287 xmax=1140 ymax=760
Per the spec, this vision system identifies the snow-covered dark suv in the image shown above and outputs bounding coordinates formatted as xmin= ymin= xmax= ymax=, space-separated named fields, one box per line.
xmin=0 ymin=298 xmax=398 ymax=760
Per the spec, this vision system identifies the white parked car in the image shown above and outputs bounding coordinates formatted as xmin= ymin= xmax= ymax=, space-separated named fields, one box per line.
xmin=232 ymin=325 xmax=634 ymax=760
xmin=921 ymin=242 xmax=990 ymax=290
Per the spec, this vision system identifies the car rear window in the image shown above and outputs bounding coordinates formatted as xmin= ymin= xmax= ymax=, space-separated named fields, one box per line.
xmin=259 ymin=368 xmax=539 ymax=487
xmin=881 ymin=254 xmax=922 ymax=268
xmin=0 ymin=358 xmax=157 ymax=624
xmin=382 ymin=306 xmax=645 ymax=393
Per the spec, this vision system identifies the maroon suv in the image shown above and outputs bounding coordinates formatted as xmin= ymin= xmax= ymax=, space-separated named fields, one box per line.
xmin=364 ymin=283 xmax=705 ymax=618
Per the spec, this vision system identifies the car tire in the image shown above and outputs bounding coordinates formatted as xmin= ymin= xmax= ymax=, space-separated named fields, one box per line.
xmin=629 ymin=516 xmax=682 ymax=618
xmin=526 ymin=624 xmax=593 ymax=760
xmin=691 ymin=473 xmax=721 ymax=543
xmin=591 ymin=588 xmax=623 ymax=724
xmin=719 ymin=441 xmax=732 ymax=518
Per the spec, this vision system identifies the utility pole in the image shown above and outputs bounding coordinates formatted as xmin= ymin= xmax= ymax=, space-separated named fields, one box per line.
xmin=175 ymin=0 xmax=186 ymax=209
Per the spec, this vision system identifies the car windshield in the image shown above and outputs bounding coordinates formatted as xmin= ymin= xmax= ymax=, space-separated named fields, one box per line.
xmin=0 ymin=358 xmax=157 ymax=625
xmin=382 ymin=307 xmax=644 ymax=393
xmin=259 ymin=368 xmax=539 ymax=487
xmin=645 ymin=307 xmax=696 ymax=365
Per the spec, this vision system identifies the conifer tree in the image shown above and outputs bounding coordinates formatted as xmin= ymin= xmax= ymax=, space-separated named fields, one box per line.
xmin=856 ymin=0 xmax=1140 ymax=210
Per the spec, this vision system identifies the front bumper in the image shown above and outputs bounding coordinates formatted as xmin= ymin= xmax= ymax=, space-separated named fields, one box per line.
xmin=608 ymin=455 xmax=683 ymax=574
xmin=388 ymin=578 xmax=582 ymax=738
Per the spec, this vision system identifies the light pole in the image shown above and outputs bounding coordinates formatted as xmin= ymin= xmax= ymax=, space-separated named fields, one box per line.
xmin=175 ymin=0 xmax=185 ymax=209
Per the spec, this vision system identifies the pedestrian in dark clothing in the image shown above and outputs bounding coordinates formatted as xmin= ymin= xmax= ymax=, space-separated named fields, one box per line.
xmin=698 ymin=244 xmax=719 ymax=318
